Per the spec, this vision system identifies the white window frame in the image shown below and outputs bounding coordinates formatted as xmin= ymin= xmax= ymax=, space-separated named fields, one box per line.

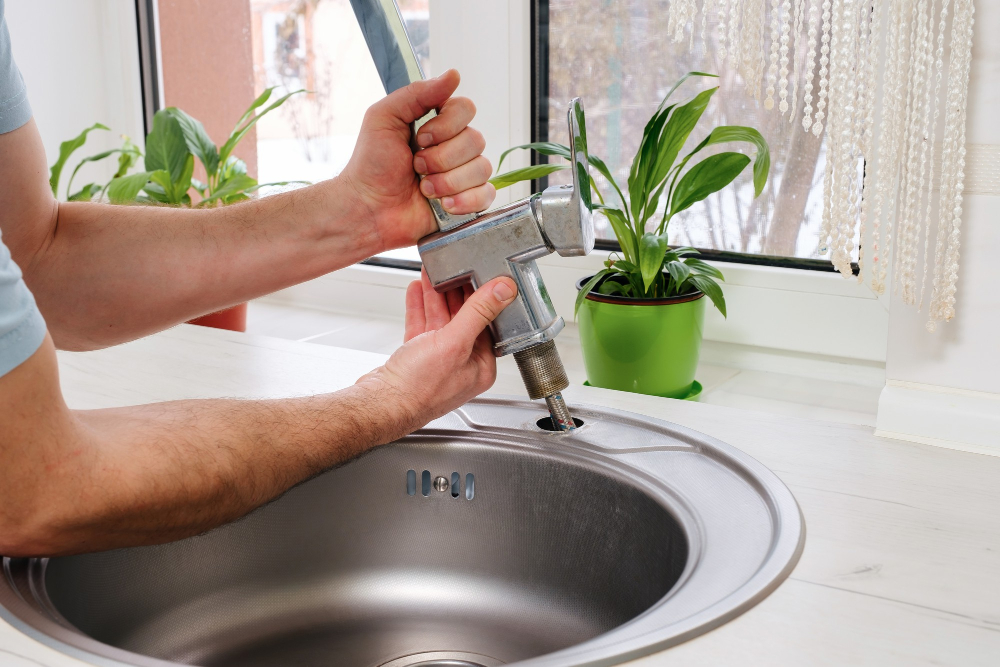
xmin=268 ymin=0 xmax=890 ymax=365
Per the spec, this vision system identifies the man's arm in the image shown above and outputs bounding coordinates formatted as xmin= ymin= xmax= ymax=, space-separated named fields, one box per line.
xmin=0 ymin=70 xmax=495 ymax=350
xmin=0 ymin=275 xmax=517 ymax=557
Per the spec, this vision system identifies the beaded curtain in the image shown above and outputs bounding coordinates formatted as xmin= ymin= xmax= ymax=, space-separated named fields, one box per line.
xmin=665 ymin=0 xmax=975 ymax=330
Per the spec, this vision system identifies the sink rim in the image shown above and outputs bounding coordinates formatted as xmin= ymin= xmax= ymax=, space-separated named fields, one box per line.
xmin=0 ymin=397 xmax=805 ymax=667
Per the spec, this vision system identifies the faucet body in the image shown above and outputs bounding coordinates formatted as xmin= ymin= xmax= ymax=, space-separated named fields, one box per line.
xmin=418 ymin=104 xmax=594 ymax=358
xmin=419 ymin=197 xmax=563 ymax=356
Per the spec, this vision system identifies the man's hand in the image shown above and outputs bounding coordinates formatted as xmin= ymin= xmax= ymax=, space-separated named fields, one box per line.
xmin=354 ymin=271 xmax=517 ymax=437
xmin=340 ymin=69 xmax=497 ymax=252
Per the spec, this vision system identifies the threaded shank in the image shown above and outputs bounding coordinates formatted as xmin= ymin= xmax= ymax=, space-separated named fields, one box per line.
xmin=513 ymin=340 xmax=569 ymax=400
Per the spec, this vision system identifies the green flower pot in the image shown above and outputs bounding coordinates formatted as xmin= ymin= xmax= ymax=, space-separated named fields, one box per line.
xmin=576 ymin=275 xmax=706 ymax=399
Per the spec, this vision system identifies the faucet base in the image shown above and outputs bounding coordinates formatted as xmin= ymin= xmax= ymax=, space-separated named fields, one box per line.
xmin=513 ymin=340 xmax=578 ymax=432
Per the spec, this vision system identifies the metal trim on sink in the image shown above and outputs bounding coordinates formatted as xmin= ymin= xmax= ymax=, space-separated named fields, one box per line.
xmin=0 ymin=397 xmax=805 ymax=667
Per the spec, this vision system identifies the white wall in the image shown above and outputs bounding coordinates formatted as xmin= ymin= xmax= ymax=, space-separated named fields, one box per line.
xmin=5 ymin=0 xmax=144 ymax=198
xmin=876 ymin=0 xmax=1000 ymax=453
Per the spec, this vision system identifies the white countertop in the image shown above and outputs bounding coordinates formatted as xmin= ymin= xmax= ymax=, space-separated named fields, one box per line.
xmin=2 ymin=325 xmax=998 ymax=666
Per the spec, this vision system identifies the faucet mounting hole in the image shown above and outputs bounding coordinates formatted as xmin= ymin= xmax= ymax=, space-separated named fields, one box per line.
xmin=536 ymin=416 xmax=584 ymax=431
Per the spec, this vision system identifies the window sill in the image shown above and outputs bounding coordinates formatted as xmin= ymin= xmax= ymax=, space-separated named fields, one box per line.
xmin=264 ymin=255 xmax=888 ymax=364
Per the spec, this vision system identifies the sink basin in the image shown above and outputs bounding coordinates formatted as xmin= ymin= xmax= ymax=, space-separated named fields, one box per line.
xmin=1 ymin=398 xmax=804 ymax=667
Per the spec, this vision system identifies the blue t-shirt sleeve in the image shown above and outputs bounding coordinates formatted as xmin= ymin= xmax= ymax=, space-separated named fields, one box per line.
xmin=0 ymin=0 xmax=31 ymax=134
xmin=0 ymin=0 xmax=44 ymax=376
xmin=0 ymin=232 xmax=46 ymax=377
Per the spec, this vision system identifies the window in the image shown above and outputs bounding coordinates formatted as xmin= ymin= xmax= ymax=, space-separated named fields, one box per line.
xmin=152 ymin=0 xmax=427 ymax=264
xmin=249 ymin=0 xmax=428 ymax=189
xmin=249 ymin=0 xmax=428 ymax=262
xmin=535 ymin=0 xmax=844 ymax=265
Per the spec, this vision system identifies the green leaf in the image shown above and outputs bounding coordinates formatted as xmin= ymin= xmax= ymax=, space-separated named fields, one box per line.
xmin=670 ymin=152 xmax=751 ymax=216
xmin=689 ymin=274 xmax=727 ymax=318
xmin=244 ymin=180 xmax=311 ymax=193
xmin=145 ymin=110 xmax=192 ymax=188
xmin=219 ymin=89 xmax=305 ymax=168
xmin=107 ymin=170 xmax=162 ymax=204
xmin=490 ymin=164 xmax=567 ymax=190
xmin=638 ymin=232 xmax=670 ymax=292
xmin=703 ymin=126 xmax=770 ymax=196
xmin=681 ymin=126 xmax=771 ymax=197
xmin=587 ymin=152 xmax=627 ymax=211
xmin=684 ymin=257 xmax=725 ymax=281
xmin=574 ymin=268 xmax=614 ymax=317
xmin=628 ymin=103 xmax=673 ymax=221
xmin=66 ymin=148 xmax=119 ymax=200
xmin=646 ymin=87 xmax=718 ymax=220
xmin=165 ymin=107 xmax=220 ymax=177
xmin=666 ymin=260 xmax=692 ymax=292
xmin=114 ymin=136 xmax=143 ymax=178
xmin=602 ymin=207 xmax=637 ymax=263
xmin=597 ymin=279 xmax=628 ymax=296
xmin=655 ymin=71 xmax=719 ymax=114
xmin=233 ymin=87 xmax=274 ymax=131
xmin=612 ymin=259 xmax=639 ymax=274
xmin=148 ymin=154 xmax=193 ymax=205
xmin=49 ymin=123 xmax=109 ymax=197
xmin=200 ymin=173 xmax=258 ymax=205
xmin=67 ymin=183 xmax=104 ymax=202
xmin=496 ymin=141 xmax=570 ymax=171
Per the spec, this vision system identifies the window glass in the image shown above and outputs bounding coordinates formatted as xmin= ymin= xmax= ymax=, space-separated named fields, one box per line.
xmin=542 ymin=0 xmax=843 ymax=260
xmin=250 ymin=0 xmax=428 ymax=261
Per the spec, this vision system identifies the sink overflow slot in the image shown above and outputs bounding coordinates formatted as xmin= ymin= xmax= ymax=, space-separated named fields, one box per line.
xmin=406 ymin=470 xmax=474 ymax=500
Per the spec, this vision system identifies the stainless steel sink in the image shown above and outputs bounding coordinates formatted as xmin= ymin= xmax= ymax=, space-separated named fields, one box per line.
xmin=1 ymin=398 xmax=804 ymax=667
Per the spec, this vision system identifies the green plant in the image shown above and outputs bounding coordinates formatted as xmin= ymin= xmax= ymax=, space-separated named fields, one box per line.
xmin=491 ymin=72 xmax=771 ymax=319
xmin=50 ymin=87 xmax=306 ymax=207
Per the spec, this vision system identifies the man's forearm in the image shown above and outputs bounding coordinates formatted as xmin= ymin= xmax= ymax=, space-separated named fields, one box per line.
xmin=6 ymin=382 xmax=411 ymax=557
xmin=0 ymin=120 xmax=384 ymax=350
xmin=23 ymin=180 xmax=379 ymax=350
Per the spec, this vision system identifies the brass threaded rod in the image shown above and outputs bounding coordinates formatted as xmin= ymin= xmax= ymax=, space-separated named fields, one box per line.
xmin=513 ymin=341 xmax=577 ymax=431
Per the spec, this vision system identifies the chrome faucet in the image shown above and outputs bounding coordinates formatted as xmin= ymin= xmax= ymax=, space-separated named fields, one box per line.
xmin=418 ymin=101 xmax=593 ymax=429
xmin=351 ymin=0 xmax=594 ymax=429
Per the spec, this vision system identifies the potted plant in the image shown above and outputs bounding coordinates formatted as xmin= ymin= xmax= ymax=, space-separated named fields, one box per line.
xmin=491 ymin=72 xmax=769 ymax=399
xmin=48 ymin=88 xmax=304 ymax=332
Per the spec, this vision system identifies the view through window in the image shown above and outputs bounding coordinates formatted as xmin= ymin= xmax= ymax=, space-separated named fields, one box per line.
xmin=251 ymin=0 xmax=428 ymax=262
xmin=541 ymin=0 xmax=843 ymax=261
xmin=250 ymin=0 xmax=429 ymax=186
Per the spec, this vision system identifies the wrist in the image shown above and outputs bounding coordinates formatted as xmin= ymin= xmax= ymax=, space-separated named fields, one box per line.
xmin=350 ymin=370 xmax=427 ymax=441
xmin=331 ymin=171 xmax=385 ymax=257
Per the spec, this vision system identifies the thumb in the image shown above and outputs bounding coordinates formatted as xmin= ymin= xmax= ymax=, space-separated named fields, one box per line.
xmin=443 ymin=277 xmax=517 ymax=349
xmin=378 ymin=69 xmax=461 ymax=126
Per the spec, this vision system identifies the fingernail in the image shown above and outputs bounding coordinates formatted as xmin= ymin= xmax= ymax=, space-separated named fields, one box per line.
xmin=442 ymin=196 xmax=455 ymax=210
xmin=420 ymin=180 xmax=435 ymax=197
xmin=493 ymin=281 xmax=515 ymax=302
xmin=417 ymin=132 xmax=433 ymax=147
xmin=413 ymin=156 xmax=427 ymax=174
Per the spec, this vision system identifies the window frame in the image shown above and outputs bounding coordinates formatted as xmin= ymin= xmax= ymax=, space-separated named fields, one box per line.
xmin=530 ymin=0 xmax=857 ymax=275
xmin=136 ymin=0 xmax=888 ymax=364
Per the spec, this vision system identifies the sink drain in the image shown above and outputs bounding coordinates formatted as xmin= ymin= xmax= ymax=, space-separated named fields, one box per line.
xmin=378 ymin=651 xmax=503 ymax=667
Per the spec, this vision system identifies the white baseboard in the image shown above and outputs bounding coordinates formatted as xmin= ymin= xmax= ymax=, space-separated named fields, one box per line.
xmin=876 ymin=381 xmax=1000 ymax=456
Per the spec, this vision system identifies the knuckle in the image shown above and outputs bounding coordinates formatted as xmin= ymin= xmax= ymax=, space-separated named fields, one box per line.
xmin=473 ymin=298 xmax=497 ymax=320
xmin=456 ymin=96 xmax=476 ymax=117
xmin=419 ymin=149 xmax=440 ymax=173
xmin=468 ymin=128 xmax=486 ymax=152
xmin=478 ymin=156 xmax=494 ymax=179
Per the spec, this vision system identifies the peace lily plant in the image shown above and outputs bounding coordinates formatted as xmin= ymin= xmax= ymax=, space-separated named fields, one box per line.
xmin=491 ymin=72 xmax=770 ymax=398
xmin=49 ymin=87 xmax=304 ymax=207
xmin=49 ymin=87 xmax=305 ymax=331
